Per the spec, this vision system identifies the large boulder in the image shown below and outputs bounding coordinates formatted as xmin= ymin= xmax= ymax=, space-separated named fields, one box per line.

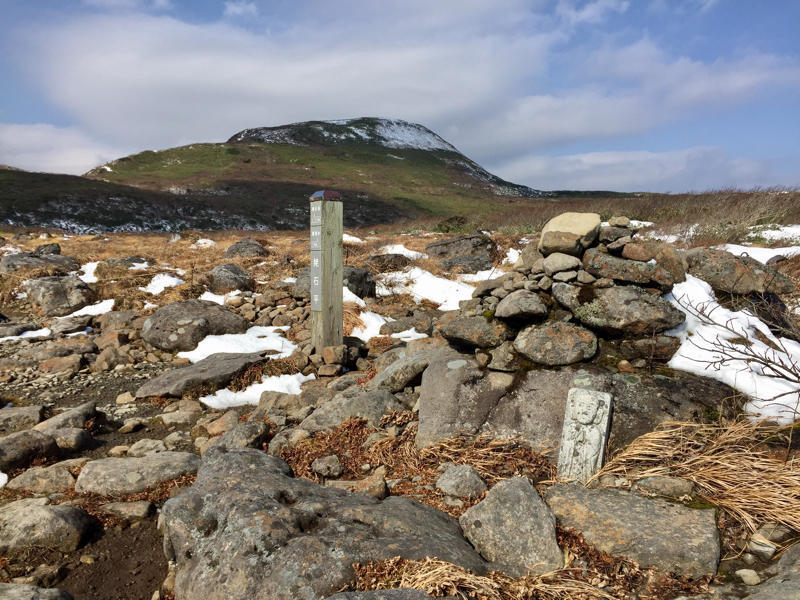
xmin=162 ymin=448 xmax=487 ymax=600
xmin=686 ymin=247 xmax=794 ymax=295
xmin=415 ymin=356 xmax=514 ymax=448
xmin=366 ymin=254 xmax=411 ymax=272
xmin=459 ymin=477 xmax=561 ymax=577
xmin=0 ymin=430 xmax=60 ymax=471
xmin=513 ymin=322 xmax=597 ymax=366
xmin=0 ymin=405 xmax=44 ymax=435
xmin=417 ymin=364 xmax=739 ymax=453
xmin=141 ymin=300 xmax=249 ymax=352
xmin=0 ymin=498 xmax=91 ymax=554
xmin=0 ymin=252 xmax=79 ymax=274
xmin=439 ymin=253 xmax=492 ymax=273
xmin=425 ymin=233 xmax=493 ymax=259
xmin=136 ymin=352 xmax=266 ymax=398
xmin=293 ymin=266 xmax=376 ymax=299
xmin=573 ymin=286 xmax=685 ymax=335
xmin=544 ymin=484 xmax=719 ymax=577
xmin=207 ymin=263 xmax=254 ymax=293
xmin=74 ymin=452 xmax=200 ymax=495
xmin=538 ymin=213 xmax=601 ymax=256
xmin=582 ymin=248 xmax=674 ymax=289
xmin=32 ymin=243 xmax=61 ymax=256
xmin=436 ymin=315 xmax=510 ymax=349
xmin=33 ymin=401 xmax=96 ymax=435
xmin=22 ymin=276 xmax=96 ymax=317
xmin=225 ymin=238 xmax=269 ymax=258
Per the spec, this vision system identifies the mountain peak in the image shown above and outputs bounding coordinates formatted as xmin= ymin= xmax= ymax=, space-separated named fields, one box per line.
xmin=228 ymin=117 xmax=459 ymax=153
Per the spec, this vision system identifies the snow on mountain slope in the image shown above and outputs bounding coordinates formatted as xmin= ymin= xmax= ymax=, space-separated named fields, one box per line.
xmin=230 ymin=117 xmax=459 ymax=152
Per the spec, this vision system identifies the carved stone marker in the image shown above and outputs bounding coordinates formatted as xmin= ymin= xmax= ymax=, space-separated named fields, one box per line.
xmin=557 ymin=388 xmax=613 ymax=483
xmin=309 ymin=190 xmax=343 ymax=352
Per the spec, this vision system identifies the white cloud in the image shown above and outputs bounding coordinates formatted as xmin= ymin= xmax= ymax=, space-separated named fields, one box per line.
xmin=0 ymin=123 xmax=124 ymax=174
xmin=4 ymin=2 xmax=799 ymax=191
xmin=82 ymin=0 xmax=172 ymax=10
xmin=223 ymin=1 xmax=258 ymax=18
xmin=556 ymin=0 xmax=630 ymax=25
xmin=492 ymin=146 xmax=796 ymax=192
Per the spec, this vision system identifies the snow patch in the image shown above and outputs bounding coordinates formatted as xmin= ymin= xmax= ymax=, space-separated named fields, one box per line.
xmin=343 ymin=233 xmax=364 ymax=243
xmin=722 ymin=244 xmax=800 ymax=264
xmin=129 ymin=261 xmax=149 ymax=271
xmin=502 ymin=248 xmax=521 ymax=265
xmin=377 ymin=267 xmax=475 ymax=311
xmin=0 ymin=472 xmax=6 ymax=489
xmin=139 ymin=273 xmax=184 ymax=295
xmin=190 ymin=238 xmax=216 ymax=248
xmin=378 ymin=244 xmax=427 ymax=259
xmin=343 ymin=287 xmax=366 ymax=307
xmin=177 ymin=326 xmax=296 ymax=363
xmin=198 ymin=290 xmax=241 ymax=305
xmin=63 ymin=299 xmax=115 ymax=318
xmin=351 ymin=311 xmax=391 ymax=342
xmin=458 ymin=268 xmax=505 ymax=283
xmin=667 ymin=275 xmax=800 ymax=424
xmin=78 ymin=262 xmax=99 ymax=283
xmin=392 ymin=328 xmax=428 ymax=342
xmin=200 ymin=372 xmax=316 ymax=409
xmin=0 ymin=327 xmax=51 ymax=342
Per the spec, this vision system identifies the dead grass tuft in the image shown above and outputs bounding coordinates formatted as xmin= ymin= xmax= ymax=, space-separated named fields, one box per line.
xmin=596 ymin=420 xmax=800 ymax=534
xmin=229 ymin=358 xmax=299 ymax=391
xmin=279 ymin=417 xmax=555 ymax=517
xmin=350 ymin=538 xmax=709 ymax=600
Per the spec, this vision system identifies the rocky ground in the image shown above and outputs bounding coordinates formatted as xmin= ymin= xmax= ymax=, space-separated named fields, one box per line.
xmin=1 ymin=216 xmax=799 ymax=600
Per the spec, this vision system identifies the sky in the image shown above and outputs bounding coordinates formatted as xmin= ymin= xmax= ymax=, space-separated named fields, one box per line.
xmin=0 ymin=0 xmax=798 ymax=192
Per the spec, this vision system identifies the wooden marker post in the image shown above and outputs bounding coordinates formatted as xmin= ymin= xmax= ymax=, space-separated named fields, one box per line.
xmin=309 ymin=190 xmax=343 ymax=352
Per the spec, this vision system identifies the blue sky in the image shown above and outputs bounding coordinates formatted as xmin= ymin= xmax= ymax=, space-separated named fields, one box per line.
xmin=0 ymin=0 xmax=798 ymax=192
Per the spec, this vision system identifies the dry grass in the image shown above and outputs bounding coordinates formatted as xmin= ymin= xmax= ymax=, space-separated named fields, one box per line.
xmin=279 ymin=415 xmax=555 ymax=517
xmin=595 ymin=420 xmax=800 ymax=534
xmin=352 ymin=557 xmax=615 ymax=600
xmin=350 ymin=523 xmax=711 ymax=600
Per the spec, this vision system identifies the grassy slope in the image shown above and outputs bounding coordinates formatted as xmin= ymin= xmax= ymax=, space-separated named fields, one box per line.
xmin=85 ymin=142 xmax=538 ymax=218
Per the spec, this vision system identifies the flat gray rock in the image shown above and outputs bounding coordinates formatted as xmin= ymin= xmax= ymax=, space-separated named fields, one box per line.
xmin=74 ymin=451 xmax=200 ymax=496
xmin=0 ymin=583 xmax=73 ymax=599
xmin=162 ymin=448 xmax=486 ymax=600
xmin=136 ymin=352 xmax=266 ymax=398
xmin=299 ymin=387 xmax=405 ymax=432
xmin=460 ymin=477 xmax=561 ymax=577
xmin=0 ymin=253 xmax=79 ymax=274
xmin=545 ymin=484 xmax=719 ymax=577
xmin=5 ymin=459 xmax=85 ymax=494
xmin=0 ymin=498 xmax=91 ymax=554
xmin=367 ymin=347 xmax=454 ymax=393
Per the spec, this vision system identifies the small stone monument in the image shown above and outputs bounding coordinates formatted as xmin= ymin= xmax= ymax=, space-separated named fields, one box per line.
xmin=309 ymin=190 xmax=343 ymax=352
xmin=557 ymin=388 xmax=613 ymax=483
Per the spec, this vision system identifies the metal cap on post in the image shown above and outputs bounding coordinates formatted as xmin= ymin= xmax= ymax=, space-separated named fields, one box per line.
xmin=309 ymin=190 xmax=343 ymax=353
